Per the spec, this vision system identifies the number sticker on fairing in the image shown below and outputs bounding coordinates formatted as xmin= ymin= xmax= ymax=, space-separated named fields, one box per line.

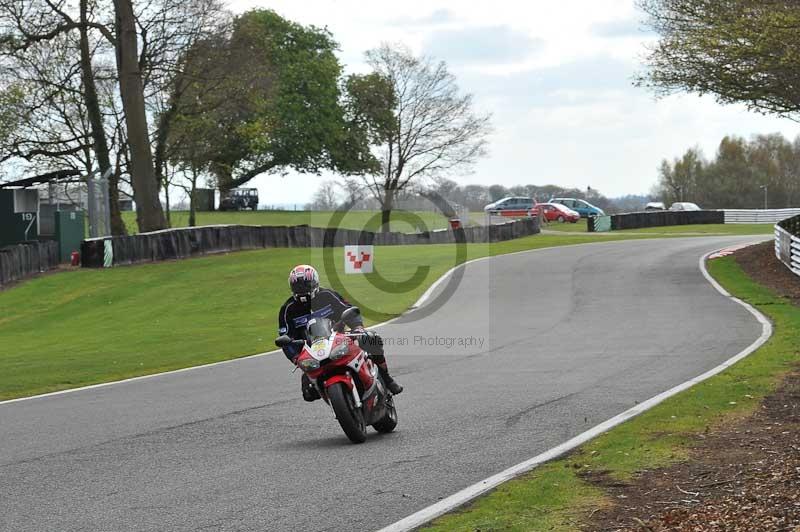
xmin=310 ymin=339 xmax=329 ymax=361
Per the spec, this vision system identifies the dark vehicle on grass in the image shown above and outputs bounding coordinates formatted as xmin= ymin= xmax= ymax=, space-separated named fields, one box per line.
xmin=219 ymin=188 xmax=259 ymax=211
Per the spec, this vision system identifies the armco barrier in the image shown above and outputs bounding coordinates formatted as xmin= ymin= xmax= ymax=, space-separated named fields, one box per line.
xmin=775 ymin=214 xmax=800 ymax=277
xmin=611 ymin=210 xmax=723 ymax=230
xmin=80 ymin=218 xmax=540 ymax=268
xmin=0 ymin=241 xmax=60 ymax=288
xmin=724 ymin=208 xmax=800 ymax=224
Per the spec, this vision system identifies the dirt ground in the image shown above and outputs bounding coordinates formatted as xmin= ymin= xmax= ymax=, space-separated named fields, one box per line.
xmin=736 ymin=241 xmax=800 ymax=305
xmin=584 ymin=243 xmax=800 ymax=532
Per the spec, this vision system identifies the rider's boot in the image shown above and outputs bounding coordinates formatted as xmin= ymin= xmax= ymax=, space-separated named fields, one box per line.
xmin=301 ymin=373 xmax=320 ymax=402
xmin=377 ymin=363 xmax=403 ymax=395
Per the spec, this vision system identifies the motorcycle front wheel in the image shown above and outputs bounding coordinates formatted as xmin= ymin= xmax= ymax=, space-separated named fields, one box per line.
xmin=329 ymin=383 xmax=367 ymax=443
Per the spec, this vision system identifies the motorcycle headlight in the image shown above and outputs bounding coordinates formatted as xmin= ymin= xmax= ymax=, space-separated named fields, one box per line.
xmin=299 ymin=358 xmax=320 ymax=371
xmin=329 ymin=341 xmax=350 ymax=360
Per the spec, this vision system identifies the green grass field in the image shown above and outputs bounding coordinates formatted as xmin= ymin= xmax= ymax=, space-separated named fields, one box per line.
xmin=616 ymin=223 xmax=775 ymax=235
xmin=423 ymin=255 xmax=798 ymax=531
xmin=542 ymin=218 xmax=775 ymax=235
xmin=121 ymin=210 xmax=455 ymax=234
xmin=0 ymin=231 xmax=662 ymax=400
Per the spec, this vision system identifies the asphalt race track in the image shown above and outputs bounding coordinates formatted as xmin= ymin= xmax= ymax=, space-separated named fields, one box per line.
xmin=0 ymin=237 xmax=767 ymax=532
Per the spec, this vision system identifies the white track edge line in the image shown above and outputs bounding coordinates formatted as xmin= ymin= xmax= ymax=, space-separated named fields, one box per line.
xmin=376 ymin=243 xmax=772 ymax=532
xmin=0 ymin=348 xmax=287 ymax=406
xmin=0 ymin=236 xmax=743 ymax=407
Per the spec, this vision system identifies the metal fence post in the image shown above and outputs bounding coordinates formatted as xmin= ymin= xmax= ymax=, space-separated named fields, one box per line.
xmin=87 ymin=169 xmax=112 ymax=238
xmin=87 ymin=178 xmax=97 ymax=238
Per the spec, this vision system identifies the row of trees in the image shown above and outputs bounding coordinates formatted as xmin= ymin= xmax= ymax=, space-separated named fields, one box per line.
xmin=0 ymin=3 xmax=490 ymax=234
xmin=306 ymin=177 xmax=649 ymax=214
xmin=427 ymin=179 xmax=615 ymax=212
xmin=637 ymin=1 xmax=800 ymax=210
xmin=638 ymin=0 xmax=800 ymax=208
xmin=655 ymin=134 xmax=800 ymax=209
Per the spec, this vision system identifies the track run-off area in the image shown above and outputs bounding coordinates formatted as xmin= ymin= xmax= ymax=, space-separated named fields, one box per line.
xmin=0 ymin=236 xmax=768 ymax=532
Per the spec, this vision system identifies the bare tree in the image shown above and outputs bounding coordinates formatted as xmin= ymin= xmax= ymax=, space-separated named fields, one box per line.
xmin=0 ymin=0 xmax=224 ymax=233
xmin=307 ymin=180 xmax=340 ymax=210
xmin=0 ymin=1 xmax=93 ymax=172
xmin=140 ymin=0 xmax=229 ymax=201
xmin=360 ymin=43 xmax=491 ymax=230
xmin=0 ymin=0 xmax=133 ymax=234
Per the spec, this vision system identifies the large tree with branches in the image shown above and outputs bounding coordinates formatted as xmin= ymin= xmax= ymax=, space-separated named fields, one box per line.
xmin=359 ymin=44 xmax=491 ymax=230
xmin=162 ymin=9 xmax=384 ymax=193
xmin=1 ymin=0 xmax=225 ymax=233
xmin=637 ymin=0 xmax=800 ymax=118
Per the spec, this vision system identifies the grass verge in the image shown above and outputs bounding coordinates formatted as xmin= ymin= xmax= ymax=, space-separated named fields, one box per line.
xmin=422 ymin=255 xmax=799 ymax=532
xmin=616 ymin=223 xmax=775 ymax=235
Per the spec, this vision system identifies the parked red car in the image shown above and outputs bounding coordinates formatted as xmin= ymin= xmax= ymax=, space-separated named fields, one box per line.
xmin=534 ymin=202 xmax=580 ymax=223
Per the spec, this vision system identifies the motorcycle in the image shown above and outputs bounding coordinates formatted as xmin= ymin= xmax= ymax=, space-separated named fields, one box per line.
xmin=275 ymin=307 xmax=398 ymax=444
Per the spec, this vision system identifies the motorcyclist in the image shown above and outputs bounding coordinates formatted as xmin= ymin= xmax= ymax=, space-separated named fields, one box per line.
xmin=278 ymin=264 xmax=404 ymax=401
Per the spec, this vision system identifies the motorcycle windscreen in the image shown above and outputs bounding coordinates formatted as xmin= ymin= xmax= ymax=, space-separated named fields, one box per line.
xmin=305 ymin=318 xmax=333 ymax=341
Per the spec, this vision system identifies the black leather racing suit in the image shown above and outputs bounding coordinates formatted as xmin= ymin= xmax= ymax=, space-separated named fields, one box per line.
xmin=277 ymin=288 xmax=360 ymax=360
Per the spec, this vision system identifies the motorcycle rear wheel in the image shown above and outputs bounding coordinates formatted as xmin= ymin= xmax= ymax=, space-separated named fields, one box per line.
xmin=373 ymin=394 xmax=398 ymax=434
xmin=329 ymin=383 xmax=367 ymax=443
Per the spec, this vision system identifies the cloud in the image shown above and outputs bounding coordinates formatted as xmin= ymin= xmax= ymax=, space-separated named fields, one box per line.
xmin=227 ymin=0 xmax=799 ymax=202
xmin=388 ymin=9 xmax=454 ymax=27
xmin=458 ymin=55 xmax=637 ymax=110
xmin=423 ymin=26 xmax=543 ymax=66
xmin=591 ymin=17 xmax=650 ymax=38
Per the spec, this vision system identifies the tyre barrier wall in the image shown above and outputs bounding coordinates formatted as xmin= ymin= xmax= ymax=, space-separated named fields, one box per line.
xmin=775 ymin=214 xmax=800 ymax=277
xmin=0 ymin=241 xmax=60 ymax=288
xmin=724 ymin=208 xmax=800 ymax=224
xmin=610 ymin=210 xmax=724 ymax=230
xmin=80 ymin=218 xmax=540 ymax=268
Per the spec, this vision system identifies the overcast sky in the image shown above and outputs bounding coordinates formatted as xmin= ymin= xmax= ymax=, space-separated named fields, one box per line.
xmin=233 ymin=0 xmax=799 ymax=206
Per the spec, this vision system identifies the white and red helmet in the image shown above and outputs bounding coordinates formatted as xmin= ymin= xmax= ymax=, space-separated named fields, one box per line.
xmin=289 ymin=264 xmax=319 ymax=302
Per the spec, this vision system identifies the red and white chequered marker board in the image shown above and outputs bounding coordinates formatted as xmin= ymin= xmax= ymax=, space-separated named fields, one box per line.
xmin=707 ymin=244 xmax=752 ymax=259
xmin=344 ymin=245 xmax=374 ymax=274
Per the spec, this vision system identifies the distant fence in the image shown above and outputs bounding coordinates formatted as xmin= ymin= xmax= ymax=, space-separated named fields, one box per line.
xmin=724 ymin=208 xmax=800 ymax=224
xmin=607 ymin=208 xmax=800 ymax=231
xmin=775 ymin=214 xmax=800 ymax=277
xmin=0 ymin=241 xmax=60 ymax=288
xmin=81 ymin=218 xmax=540 ymax=268
xmin=610 ymin=210 xmax=723 ymax=230
xmin=485 ymin=209 xmax=538 ymax=225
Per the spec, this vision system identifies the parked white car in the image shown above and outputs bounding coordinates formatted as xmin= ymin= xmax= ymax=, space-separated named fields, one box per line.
xmin=669 ymin=202 xmax=701 ymax=211
xmin=644 ymin=202 xmax=665 ymax=211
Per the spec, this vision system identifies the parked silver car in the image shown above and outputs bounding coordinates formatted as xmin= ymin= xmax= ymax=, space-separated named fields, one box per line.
xmin=483 ymin=196 xmax=534 ymax=212
xmin=669 ymin=202 xmax=701 ymax=211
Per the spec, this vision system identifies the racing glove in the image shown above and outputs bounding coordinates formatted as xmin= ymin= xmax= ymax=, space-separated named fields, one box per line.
xmin=359 ymin=330 xmax=384 ymax=357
